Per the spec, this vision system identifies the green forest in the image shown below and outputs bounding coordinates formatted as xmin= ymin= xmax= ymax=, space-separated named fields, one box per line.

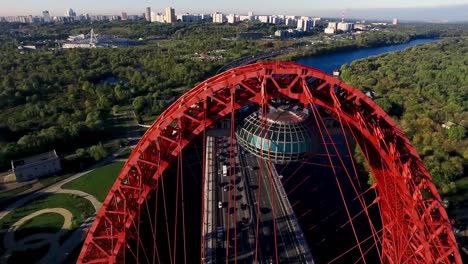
xmin=0 ymin=21 xmax=466 ymax=179
xmin=0 ymin=41 xmax=225 ymax=169
xmin=0 ymin=22 xmax=296 ymax=170
xmin=340 ymin=37 xmax=467 ymax=193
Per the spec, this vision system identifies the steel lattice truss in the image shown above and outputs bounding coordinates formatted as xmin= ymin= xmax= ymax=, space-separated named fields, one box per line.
xmin=78 ymin=62 xmax=461 ymax=263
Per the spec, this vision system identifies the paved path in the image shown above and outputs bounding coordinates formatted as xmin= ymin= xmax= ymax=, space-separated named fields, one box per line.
xmin=0 ymin=109 xmax=141 ymax=263
xmin=0 ymin=146 xmax=131 ymax=222
xmin=0 ymin=150 xmax=126 ymax=263
xmin=2 ymin=208 xmax=73 ymax=263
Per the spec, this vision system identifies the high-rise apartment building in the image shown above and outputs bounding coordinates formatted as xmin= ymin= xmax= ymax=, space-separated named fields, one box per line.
xmin=285 ymin=18 xmax=296 ymax=26
xmin=165 ymin=7 xmax=176 ymax=23
xmin=177 ymin=13 xmax=202 ymax=23
xmin=227 ymin=14 xmax=236 ymax=24
xmin=121 ymin=12 xmax=128 ymax=21
xmin=42 ymin=10 xmax=51 ymax=22
xmin=151 ymin=12 xmax=166 ymax=23
xmin=297 ymin=19 xmax=313 ymax=32
xmin=258 ymin=16 xmax=269 ymax=23
xmin=65 ymin=8 xmax=76 ymax=18
xmin=337 ymin=22 xmax=354 ymax=32
xmin=327 ymin=22 xmax=338 ymax=29
xmin=212 ymin=12 xmax=225 ymax=23
xmin=145 ymin=7 xmax=151 ymax=22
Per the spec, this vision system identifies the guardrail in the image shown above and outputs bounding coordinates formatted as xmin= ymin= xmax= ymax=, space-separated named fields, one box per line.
xmin=267 ymin=162 xmax=315 ymax=264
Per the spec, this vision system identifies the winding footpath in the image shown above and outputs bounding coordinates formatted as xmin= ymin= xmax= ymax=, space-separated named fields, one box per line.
xmin=0 ymin=149 xmax=128 ymax=264
xmin=3 ymin=208 xmax=73 ymax=263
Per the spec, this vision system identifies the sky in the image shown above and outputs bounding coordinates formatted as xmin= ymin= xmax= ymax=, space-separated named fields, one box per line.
xmin=0 ymin=0 xmax=467 ymax=21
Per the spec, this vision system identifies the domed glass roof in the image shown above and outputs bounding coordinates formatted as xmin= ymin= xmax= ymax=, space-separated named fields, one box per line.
xmin=236 ymin=108 xmax=316 ymax=164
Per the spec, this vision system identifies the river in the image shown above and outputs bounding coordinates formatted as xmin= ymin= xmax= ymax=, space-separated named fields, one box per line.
xmin=296 ymin=38 xmax=439 ymax=74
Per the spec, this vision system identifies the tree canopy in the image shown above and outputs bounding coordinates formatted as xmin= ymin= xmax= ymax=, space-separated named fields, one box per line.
xmin=340 ymin=37 xmax=468 ymax=192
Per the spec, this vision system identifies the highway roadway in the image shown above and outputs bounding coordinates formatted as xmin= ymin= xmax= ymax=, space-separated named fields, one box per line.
xmin=203 ymin=134 xmax=313 ymax=264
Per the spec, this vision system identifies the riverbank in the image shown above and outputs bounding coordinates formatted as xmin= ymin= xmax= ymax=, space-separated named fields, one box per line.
xmin=296 ymin=38 xmax=439 ymax=74
xmin=337 ymin=36 xmax=468 ymax=262
xmin=275 ymin=31 xmax=441 ymax=62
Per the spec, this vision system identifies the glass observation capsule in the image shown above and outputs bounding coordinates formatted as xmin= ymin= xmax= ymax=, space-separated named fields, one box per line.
xmin=236 ymin=108 xmax=317 ymax=164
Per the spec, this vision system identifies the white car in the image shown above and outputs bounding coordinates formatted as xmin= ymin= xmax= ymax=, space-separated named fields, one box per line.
xmin=218 ymin=201 xmax=223 ymax=208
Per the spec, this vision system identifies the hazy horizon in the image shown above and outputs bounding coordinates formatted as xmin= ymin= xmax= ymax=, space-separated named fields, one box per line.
xmin=0 ymin=1 xmax=467 ymax=22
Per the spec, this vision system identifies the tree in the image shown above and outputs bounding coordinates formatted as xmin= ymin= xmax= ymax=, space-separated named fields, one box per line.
xmin=447 ymin=126 xmax=466 ymax=140
xmin=341 ymin=37 xmax=468 ymax=189
xmin=75 ymin=148 xmax=87 ymax=158
xmin=88 ymin=143 xmax=108 ymax=161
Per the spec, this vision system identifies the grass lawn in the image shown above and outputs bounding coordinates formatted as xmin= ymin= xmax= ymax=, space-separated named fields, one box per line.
xmin=62 ymin=162 xmax=125 ymax=202
xmin=39 ymin=173 xmax=73 ymax=187
xmin=0 ymin=193 xmax=94 ymax=235
xmin=0 ymin=193 xmax=94 ymax=262
xmin=14 ymin=213 xmax=64 ymax=241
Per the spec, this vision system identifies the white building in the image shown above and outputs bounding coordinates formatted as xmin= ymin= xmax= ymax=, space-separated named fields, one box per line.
xmin=275 ymin=30 xmax=286 ymax=38
xmin=65 ymin=8 xmax=76 ymax=18
xmin=121 ymin=12 xmax=128 ymax=21
xmin=327 ymin=22 xmax=338 ymax=30
xmin=165 ymin=7 xmax=175 ymax=23
xmin=177 ymin=13 xmax=202 ymax=22
xmin=324 ymin=27 xmax=336 ymax=34
xmin=227 ymin=14 xmax=236 ymax=24
xmin=258 ymin=15 xmax=269 ymax=23
xmin=285 ymin=18 xmax=296 ymax=26
xmin=42 ymin=10 xmax=51 ymax=22
xmin=212 ymin=12 xmax=225 ymax=23
xmin=337 ymin=22 xmax=354 ymax=32
xmin=12 ymin=150 xmax=61 ymax=182
xmin=145 ymin=7 xmax=151 ymax=22
xmin=354 ymin=23 xmax=368 ymax=31
xmin=297 ymin=19 xmax=313 ymax=32
xmin=392 ymin=18 xmax=399 ymax=25
xmin=239 ymin=15 xmax=252 ymax=21
xmin=324 ymin=22 xmax=338 ymax=34
xmin=156 ymin=13 xmax=166 ymax=23
xmin=270 ymin=16 xmax=282 ymax=24
xmin=151 ymin=12 xmax=166 ymax=23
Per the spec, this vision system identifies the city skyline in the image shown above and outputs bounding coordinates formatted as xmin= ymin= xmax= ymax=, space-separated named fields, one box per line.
xmin=0 ymin=1 xmax=468 ymax=21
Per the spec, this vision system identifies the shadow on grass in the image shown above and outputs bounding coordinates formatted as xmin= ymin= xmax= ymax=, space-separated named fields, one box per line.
xmin=0 ymin=192 xmax=95 ymax=263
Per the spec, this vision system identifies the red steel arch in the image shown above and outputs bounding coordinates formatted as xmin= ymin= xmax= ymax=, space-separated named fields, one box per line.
xmin=78 ymin=62 xmax=461 ymax=263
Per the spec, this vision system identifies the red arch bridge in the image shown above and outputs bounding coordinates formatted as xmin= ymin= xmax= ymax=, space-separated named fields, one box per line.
xmin=78 ymin=62 xmax=461 ymax=264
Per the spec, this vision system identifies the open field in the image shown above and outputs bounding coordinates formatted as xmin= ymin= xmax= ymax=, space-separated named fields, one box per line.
xmin=14 ymin=213 xmax=64 ymax=241
xmin=0 ymin=193 xmax=94 ymax=262
xmin=62 ymin=162 xmax=125 ymax=202
xmin=0 ymin=193 xmax=94 ymax=236
xmin=38 ymin=174 xmax=73 ymax=187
